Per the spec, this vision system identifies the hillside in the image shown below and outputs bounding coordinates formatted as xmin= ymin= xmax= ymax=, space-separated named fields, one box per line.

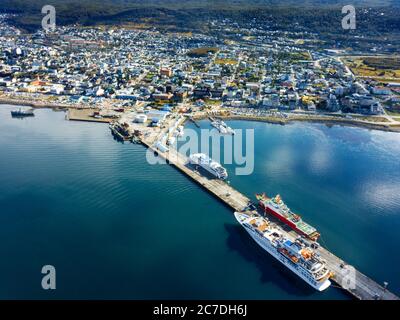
xmin=1 ymin=0 xmax=399 ymax=33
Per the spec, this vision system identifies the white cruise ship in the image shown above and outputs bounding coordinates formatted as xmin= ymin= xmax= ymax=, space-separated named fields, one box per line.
xmin=189 ymin=153 xmax=228 ymax=180
xmin=234 ymin=212 xmax=332 ymax=291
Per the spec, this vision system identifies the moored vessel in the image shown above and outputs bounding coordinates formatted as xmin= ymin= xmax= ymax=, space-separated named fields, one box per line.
xmin=211 ymin=119 xmax=235 ymax=135
xmin=234 ymin=211 xmax=331 ymax=291
xmin=188 ymin=153 xmax=228 ymax=180
xmin=109 ymin=122 xmax=131 ymax=141
xmin=256 ymin=193 xmax=320 ymax=241
xmin=11 ymin=108 xmax=35 ymax=117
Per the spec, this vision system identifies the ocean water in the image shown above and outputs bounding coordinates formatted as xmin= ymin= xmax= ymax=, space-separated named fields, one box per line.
xmin=0 ymin=104 xmax=399 ymax=299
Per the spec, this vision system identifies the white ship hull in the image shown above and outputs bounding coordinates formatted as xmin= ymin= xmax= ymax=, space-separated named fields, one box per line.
xmin=235 ymin=213 xmax=331 ymax=291
xmin=189 ymin=153 xmax=228 ymax=180
xmin=191 ymin=160 xmax=227 ymax=179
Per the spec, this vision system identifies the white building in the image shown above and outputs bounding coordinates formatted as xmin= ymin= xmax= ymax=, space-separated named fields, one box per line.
xmin=372 ymin=86 xmax=392 ymax=95
xmin=263 ymin=94 xmax=280 ymax=108
xmin=134 ymin=114 xmax=147 ymax=123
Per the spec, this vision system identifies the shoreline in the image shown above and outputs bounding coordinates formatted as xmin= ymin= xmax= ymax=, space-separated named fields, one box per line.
xmin=0 ymin=97 xmax=88 ymax=110
xmin=194 ymin=114 xmax=400 ymax=133
xmin=138 ymin=112 xmax=400 ymax=301
xmin=1 ymin=99 xmax=399 ymax=300
xmin=2 ymin=97 xmax=400 ymax=133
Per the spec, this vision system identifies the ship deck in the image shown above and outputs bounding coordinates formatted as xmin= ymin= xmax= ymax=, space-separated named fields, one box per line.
xmin=295 ymin=221 xmax=317 ymax=235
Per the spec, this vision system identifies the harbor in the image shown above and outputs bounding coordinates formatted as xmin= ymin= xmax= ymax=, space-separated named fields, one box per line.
xmin=1 ymin=2 xmax=400 ymax=301
xmin=118 ymin=112 xmax=399 ymax=300
xmin=2 ymin=104 xmax=400 ymax=299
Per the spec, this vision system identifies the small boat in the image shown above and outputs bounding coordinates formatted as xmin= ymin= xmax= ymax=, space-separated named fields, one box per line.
xmin=11 ymin=108 xmax=35 ymax=117
xmin=211 ymin=119 xmax=235 ymax=135
xmin=109 ymin=122 xmax=131 ymax=142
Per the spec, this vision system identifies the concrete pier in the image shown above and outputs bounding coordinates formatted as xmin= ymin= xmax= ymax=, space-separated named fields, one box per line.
xmin=67 ymin=108 xmax=111 ymax=123
xmin=138 ymin=127 xmax=399 ymax=300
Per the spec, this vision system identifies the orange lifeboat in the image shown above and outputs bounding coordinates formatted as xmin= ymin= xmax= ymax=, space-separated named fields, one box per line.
xmin=300 ymin=249 xmax=313 ymax=260
xmin=291 ymin=256 xmax=299 ymax=263
xmin=279 ymin=248 xmax=299 ymax=263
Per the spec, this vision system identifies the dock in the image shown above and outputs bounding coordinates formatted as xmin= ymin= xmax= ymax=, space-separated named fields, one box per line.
xmin=137 ymin=120 xmax=399 ymax=300
xmin=110 ymin=111 xmax=399 ymax=300
xmin=67 ymin=108 xmax=111 ymax=123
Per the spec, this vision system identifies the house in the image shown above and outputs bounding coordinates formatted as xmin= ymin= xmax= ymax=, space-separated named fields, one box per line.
xmin=246 ymin=83 xmax=260 ymax=91
xmin=50 ymin=84 xmax=64 ymax=95
xmin=134 ymin=114 xmax=147 ymax=123
xmin=96 ymin=88 xmax=105 ymax=96
xmin=173 ymin=88 xmax=188 ymax=102
xmin=30 ymin=79 xmax=47 ymax=86
xmin=370 ymin=102 xmax=382 ymax=114
xmin=210 ymin=88 xmax=224 ymax=99
xmin=307 ymin=102 xmax=316 ymax=111
xmin=263 ymin=94 xmax=280 ymax=108
xmin=193 ymin=87 xmax=211 ymax=99
xmin=372 ymin=86 xmax=391 ymax=95
xmin=160 ymin=68 xmax=172 ymax=77
xmin=152 ymin=93 xmax=173 ymax=102
xmin=352 ymin=94 xmax=383 ymax=114
xmin=146 ymin=110 xmax=169 ymax=123
xmin=230 ymin=100 xmax=243 ymax=107
xmin=326 ymin=94 xmax=340 ymax=112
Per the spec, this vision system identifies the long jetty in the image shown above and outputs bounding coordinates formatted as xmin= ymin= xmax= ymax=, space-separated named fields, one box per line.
xmin=138 ymin=126 xmax=399 ymax=300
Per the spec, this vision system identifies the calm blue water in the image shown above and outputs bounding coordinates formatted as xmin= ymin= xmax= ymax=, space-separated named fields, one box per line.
xmin=0 ymin=105 xmax=399 ymax=299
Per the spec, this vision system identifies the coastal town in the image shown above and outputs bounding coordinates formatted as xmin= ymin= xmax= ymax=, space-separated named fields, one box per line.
xmin=1 ymin=13 xmax=400 ymax=132
xmin=1 ymin=7 xmax=400 ymax=302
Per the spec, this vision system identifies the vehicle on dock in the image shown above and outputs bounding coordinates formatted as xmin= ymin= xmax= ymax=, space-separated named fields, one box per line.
xmin=234 ymin=211 xmax=332 ymax=291
xmin=188 ymin=153 xmax=228 ymax=180
xmin=154 ymin=141 xmax=169 ymax=153
xmin=256 ymin=193 xmax=320 ymax=241
xmin=11 ymin=108 xmax=35 ymax=118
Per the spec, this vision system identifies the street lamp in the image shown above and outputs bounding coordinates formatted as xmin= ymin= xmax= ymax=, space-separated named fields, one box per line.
xmin=383 ymin=281 xmax=388 ymax=291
